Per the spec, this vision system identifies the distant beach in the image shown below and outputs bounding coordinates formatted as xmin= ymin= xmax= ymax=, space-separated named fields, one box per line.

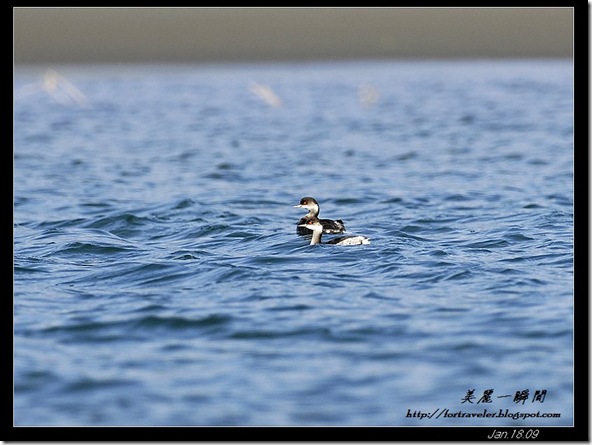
xmin=14 ymin=7 xmax=573 ymax=65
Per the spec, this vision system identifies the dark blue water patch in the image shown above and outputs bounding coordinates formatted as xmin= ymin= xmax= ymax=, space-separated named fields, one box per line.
xmin=443 ymin=193 xmax=473 ymax=202
xmin=197 ymin=262 xmax=260 ymax=285
xmin=21 ymin=312 xmax=236 ymax=344
xmin=133 ymin=313 xmax=233 ymax=332
xmin=245 ymin=254 xmax=312 ymax=266
xmin=393 ymin=151 xmax=419 ymax=161
xmin=500 ymin=227 xmax=536 ymax=242
xmin=333 ymin=197 xmax=365 ymax=206
xmin=14 ymin=369 xmax=60 ymax=393
xmin=204 ymin=170 xmax=244 ymax=181
xmin=72 ymin=261 xmax=195 ymax=289
xmin=463 ymin=239 xmax=510 ymax=249
xmin=54 ymin=241 xmax=136 ymax=256
xmin=129 ymin=303 xmax=173 ymax=314
xmin=380 ymin=196 xmax=403 ymax=205
xmin=16 ymin=227 xmax=138 ymax=260
xmin=61 ymin=376 xmax=139 ymax=394
xmin=14 ymin=195 xmax=32 ymax=207
xmin=442 ymin=269 xmax=472 ymax=282
xmin=170 ymin=251 xmax=201 ymax=261
xmin=400 ymin=267 xmax=473 ymax=285
xmin=396 ymin=227 xmax=436 ymax=241
xmin=76 ymin=214 xmax=155 ymax=239
xmin=332 ymin=324 xmax=410 ymax=343
xmin=229 ymin=326 xmax=333 ymax=340
xmin=22 ymin=320 xmax=140 ymax=344
xmin=28 ymin=219 xmax=88 ymax=231
xmin=428 ymin=249 xmax=449 ymax=257
xmin=265 ymin=304 xmax=313 ymax=312
xmin=14 ymin=262 xmax=53 ymax=275
xmin=481 ymin=277 xmax=548 ymax=293
xmin=411 ymin=215 xmax=464 ymax=225
xmin=185 ymin=223 xmax=232 ymax=239
xmin=545 ymin=193 xmax=573 ymax=207
xmin=171 ymin=198 xmax=195 ymax=209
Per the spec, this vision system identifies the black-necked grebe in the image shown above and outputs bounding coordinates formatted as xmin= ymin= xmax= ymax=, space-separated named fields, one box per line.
xmin=299 ymin=219 xmax=370 ymax=246
xmin=294 ymin=197 xmax=346 ymax=235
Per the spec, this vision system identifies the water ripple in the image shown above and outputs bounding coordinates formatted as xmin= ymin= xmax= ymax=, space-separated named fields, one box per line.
xmin=14 ymin=60 xmax=573 ymax=427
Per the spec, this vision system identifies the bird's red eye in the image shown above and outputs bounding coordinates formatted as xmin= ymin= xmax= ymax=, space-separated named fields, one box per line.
xmin=302 ymin=201 xmax=308 ymax=205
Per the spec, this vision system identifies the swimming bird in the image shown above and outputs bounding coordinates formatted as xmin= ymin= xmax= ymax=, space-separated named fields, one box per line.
xmin=299 ymin=219 xmax=369 ymax=246
xmin=294 ymin=197 xmax=346 ymax=235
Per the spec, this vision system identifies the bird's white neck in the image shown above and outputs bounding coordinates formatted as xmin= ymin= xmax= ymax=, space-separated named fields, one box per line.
xmin=309 ymin=228 xmax=323 ymax=245
xmin=304 ymin=205 xmax=319 ymax=218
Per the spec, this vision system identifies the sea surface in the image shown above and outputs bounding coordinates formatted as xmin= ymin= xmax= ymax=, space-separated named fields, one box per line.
xmin=13 ymin=60 xmax=573 ymax=427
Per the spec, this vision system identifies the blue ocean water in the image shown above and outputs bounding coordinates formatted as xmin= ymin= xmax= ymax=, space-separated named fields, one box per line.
xmin=14 ymin=60 xmax=573 ymax=426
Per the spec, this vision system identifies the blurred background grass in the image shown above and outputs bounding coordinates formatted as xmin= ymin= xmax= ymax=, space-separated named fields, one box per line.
xmin=14 ymin=7 xmax=573 ymax=65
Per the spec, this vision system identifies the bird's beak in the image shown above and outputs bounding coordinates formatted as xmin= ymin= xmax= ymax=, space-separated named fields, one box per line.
xmin=294 ymin=205 xmax=303 ymax=208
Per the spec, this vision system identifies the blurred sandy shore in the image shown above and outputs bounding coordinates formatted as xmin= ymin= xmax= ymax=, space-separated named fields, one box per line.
xmin=14 ymin=8 xmax=573 ymax=65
